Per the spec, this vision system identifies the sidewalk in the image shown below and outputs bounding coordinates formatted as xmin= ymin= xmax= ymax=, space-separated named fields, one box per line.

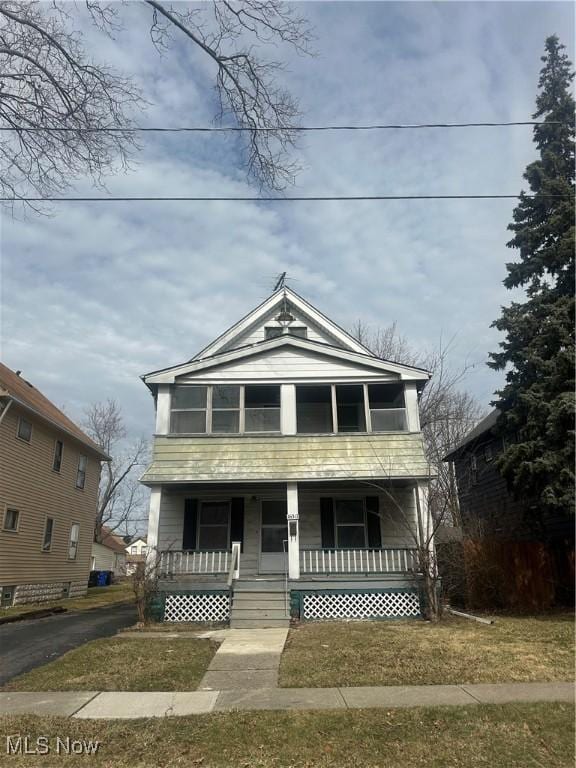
xmin=0 ymin=682 xmax=572 ymax=719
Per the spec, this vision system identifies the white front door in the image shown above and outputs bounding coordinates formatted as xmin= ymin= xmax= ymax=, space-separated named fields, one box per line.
xmin=259 ymin=499 xmax=288 ymax=573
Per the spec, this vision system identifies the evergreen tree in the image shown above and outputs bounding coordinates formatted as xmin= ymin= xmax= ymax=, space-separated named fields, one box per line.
xmin=488 ymin=35 xmax=575 ymax=524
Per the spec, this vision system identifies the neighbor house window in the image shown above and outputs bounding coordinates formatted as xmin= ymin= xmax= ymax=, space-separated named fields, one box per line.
xmin=76 ymin=455 xmax=87 ymax=489
xmin=198 ymin=501 xmax=230 ymax=550
xmin=336 ymin=384 xmax=366 ymax=432
xmin=130 ymin=546 xmax=137 ymax=555
xmin=296 ymin=385 xmax=333 ymax=433
xmin=3 ymin=508 xmax=19 ymax=532
xmin=245 ymin=385 xmax=280 ymax=432
xmin=170 ymin=385 xmax=208 ymax=433
xmin=368 ymin=383 xmax=407 ymax=431
xmin=53 ymin=440 xmax=64 ymax=472
xmin=17 ymin=417 xmax=32 ymax=442
xmin=68 ymin=523 xmax=80 ymax=559
xmin=42 ymin=517 xmax=54 ymax=552
xmin=211 ymin=385 xmax=240 ymax=434
xmin=335 ymin=499 xmax=366 ymax=549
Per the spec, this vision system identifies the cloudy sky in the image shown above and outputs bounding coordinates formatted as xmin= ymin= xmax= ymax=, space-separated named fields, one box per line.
xmin=1 ymin=0 xmax=574 ymax=439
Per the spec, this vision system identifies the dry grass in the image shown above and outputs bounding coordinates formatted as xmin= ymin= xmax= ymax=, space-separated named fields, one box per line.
xmin=0 ymin=704 xmax=573 ymax=767
xmin=0 ymin=582 xmax=134 ymax=620
xmin=1 ymin=637 xmax=216 ymax=692
xmin=280 ymin=614 xmax=575 ymax=688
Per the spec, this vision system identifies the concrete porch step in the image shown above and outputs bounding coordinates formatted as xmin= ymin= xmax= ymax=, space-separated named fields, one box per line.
xmin=234 ymin=580 xmax=285 ymax=592
xmin=230 ymin=618 xmax=290 ymax=629
xmin=230 ymin=608 xmax=289 ymax=620
xmin=232 ymin=592 xmax=286 ymax=606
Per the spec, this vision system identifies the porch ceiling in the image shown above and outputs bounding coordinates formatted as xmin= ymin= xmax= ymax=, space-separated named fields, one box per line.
xmin=140 ymin=433 xmax=431 ymax=485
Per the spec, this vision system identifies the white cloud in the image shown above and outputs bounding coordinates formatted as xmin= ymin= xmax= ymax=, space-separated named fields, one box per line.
xmin=1 ymin=0 xmax=573 ymax=432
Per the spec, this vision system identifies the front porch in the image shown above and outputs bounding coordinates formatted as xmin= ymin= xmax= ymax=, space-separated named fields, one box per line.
xmin=148 ymin=480 xmax=429 ymax=624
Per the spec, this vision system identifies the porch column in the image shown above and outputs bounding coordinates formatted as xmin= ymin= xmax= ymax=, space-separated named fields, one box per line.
xmin=146 ymin=486 xmax=162 ymax=564
xmin=286 ymin=481 xmax=300 ymax=579
xmin=415 ymin=480 xmax=436 ymax=572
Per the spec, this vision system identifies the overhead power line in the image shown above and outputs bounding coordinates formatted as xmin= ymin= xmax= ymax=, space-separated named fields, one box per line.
xmin=0 ymin=120 xmax=562 ymax=133
xmin=3 ymin=194 xmax=568 ymax=203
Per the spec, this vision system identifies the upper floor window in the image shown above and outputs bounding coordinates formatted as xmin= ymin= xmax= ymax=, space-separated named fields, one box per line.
xmin=131 ymin=545 xmax=137 ymax=554
xmin=17 ymin=417 xmax=32 ymax=442
xmin=76 ymin=455 xmax=87 ymax=489
xmin=170 ymin=385 xmax=208 ymax=433
xmin=68 ymin=523 xmax=80 ymax=559
xmin=245 ymin=385 xmax=280 ymax=432
xmin=42 ymin=517 xmax=54 ymax=552
xmin=265 ymin=327 xmax=283 ymax=340
xmin=287 ymin=326 xmax=307 ymax=338
xmin=3 ymin=508 xmax=19 ymax=532
xmin=53 ymin=440 xmax=64 ymax=472
xmin=170 ymin=385 xmax=281 ymax=434
xmin=212 ymin=385 xmax=240 ymax=433
xmin=296 ymin=385 xmax=333 ymax=433
xmin=336 ymin=385 xmax=366 ymax=432
xmin=368 ymin=383 xmax=406 ymax=431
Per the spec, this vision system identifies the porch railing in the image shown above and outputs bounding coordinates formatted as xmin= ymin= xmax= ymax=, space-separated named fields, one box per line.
xmin=299 ymin=548 xmax=419 ymax=575
xmin=159 ymin=549 xmax=230 ymax=576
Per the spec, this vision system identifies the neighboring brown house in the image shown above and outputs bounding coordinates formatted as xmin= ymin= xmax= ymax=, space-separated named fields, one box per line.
xmin=0 ymin=363 xmax=109 ymax=607
xmin=91 ymin=525 xmax=127 ymax=577
xmin=444 ymin=409 xmax=574 ymax=606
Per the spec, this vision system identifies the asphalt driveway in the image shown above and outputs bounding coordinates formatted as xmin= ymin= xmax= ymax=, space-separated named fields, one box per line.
xmin=0 ymin=602 xmax=136 ymax=685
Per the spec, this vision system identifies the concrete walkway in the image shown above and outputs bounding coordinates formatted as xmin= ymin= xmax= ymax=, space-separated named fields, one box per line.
xmin=197 ymin=628 xmax=289 ymax=690
xmin=0 ymin=682 xmax=572 ymax=719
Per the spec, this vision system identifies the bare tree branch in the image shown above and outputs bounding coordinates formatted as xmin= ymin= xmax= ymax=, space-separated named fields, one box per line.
xmin=0 ymin=0 xmax=142 ymax=213
xmin=83 ymin=399 xmax=149 ymax=542
xmin=143 ymin=0 xmax=314 ymax=191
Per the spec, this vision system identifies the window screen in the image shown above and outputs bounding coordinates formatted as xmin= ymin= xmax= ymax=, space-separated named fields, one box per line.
xmin=336 ymin=385 xmax=366 ymax=432
xmin=296 ymin=386 xmax=333 ymax=433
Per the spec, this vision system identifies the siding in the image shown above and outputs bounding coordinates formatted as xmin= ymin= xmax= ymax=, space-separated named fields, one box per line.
xmin=178 ymin=348 xmax=399 ymax=382
xmin=91 ymin=543 xmax=126 ymax=575
xmin=157 ymin=484 xmax=417 ymax=576
xmin=142 ymin=433 xmax=430 ymax=484
xmin=219 ymin=306 xmax=341 ymax=351
xmin=0 ymin=404 xmax=100 ymax=589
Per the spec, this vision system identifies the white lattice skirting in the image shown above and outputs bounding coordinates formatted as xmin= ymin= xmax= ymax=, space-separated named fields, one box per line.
xmin=164 ymin=593 xmax=230 ymax=623
xmin=301 ymin=591 xmax=421 ymax=620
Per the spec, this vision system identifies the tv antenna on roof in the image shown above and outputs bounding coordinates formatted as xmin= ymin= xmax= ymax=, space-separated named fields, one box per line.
xmin=273 ymin=272 xmax=287 ymax=292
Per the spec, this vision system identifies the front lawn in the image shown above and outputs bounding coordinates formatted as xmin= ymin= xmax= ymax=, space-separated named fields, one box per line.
xmin=1 ymin=637 xmax=216 ymax=692
xmin=280 ymin=614 xmax=574 ymax=688
xmin=0 ymin=704 xmax=573 ymax=767
xmin=0 ymin=582 xmax=134 ymax=621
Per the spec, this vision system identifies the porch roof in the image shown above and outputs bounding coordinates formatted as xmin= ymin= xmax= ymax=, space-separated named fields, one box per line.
xmin=140 ymin=433 xmax=431 ymax=485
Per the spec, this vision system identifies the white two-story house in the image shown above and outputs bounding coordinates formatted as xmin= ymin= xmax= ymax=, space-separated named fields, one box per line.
xmin=141 ymin=287 xmax=433 ymax=626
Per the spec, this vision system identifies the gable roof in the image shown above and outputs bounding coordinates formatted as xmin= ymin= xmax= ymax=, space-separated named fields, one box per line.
xmin=443 ymin=409 xmax=499 ymax=461
xmin=0 ymin=363 xmax=109 ymax=459
xmin=143 ymin=334 xmax=431 ymax=385
xmin=98 ymin=525 xmax=128 ymax=553
xmin=193 ymin=286 xmax=374 ymax=359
